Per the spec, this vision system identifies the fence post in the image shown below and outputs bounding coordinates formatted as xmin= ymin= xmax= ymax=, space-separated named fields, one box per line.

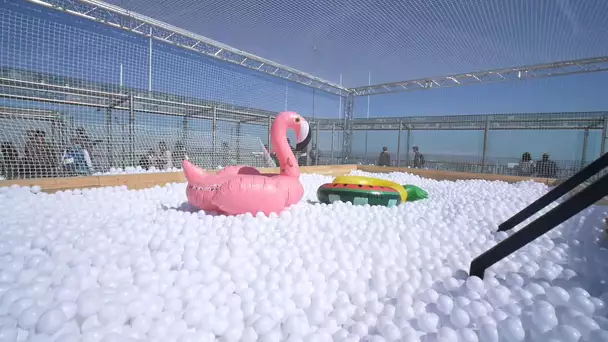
xmin=396 ymin=120 xmax=403 ymax=167
xmin=581 ymin=127 xmax=589 ymax=169
xmin=364 ymin=128 xmax=369 ymax=163
xmin=236 ymin=122 xmax=242 ymax=164
xmin=105 ymin=107 xmax=113 ymax=169
xmin=405 ymin=127 xmax=411 ymax=167
xmin=182 ymin=115 xmax=188 ymax=145
xmin=129 ymin=95 xmax=135 ymax=166
xmin=601 ymin=117 xmax=607 ymax=156
xmin=481 ymin=116 xmax=490 ymax=173
xmin=314 ymin=121 xmax=319 ymax=164
xmin=212 ymin=107 xmax=217 ymax=166
xmin=267 ymin=115 xmax=272 ymax=151
xmin=331 ymin=122 xmax=335 ymax=164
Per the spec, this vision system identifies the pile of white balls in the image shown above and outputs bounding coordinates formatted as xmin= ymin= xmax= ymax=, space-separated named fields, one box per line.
xmin=0 ymin=171 xmax=607 ymax=342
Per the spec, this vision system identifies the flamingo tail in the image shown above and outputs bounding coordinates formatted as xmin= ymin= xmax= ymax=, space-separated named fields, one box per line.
xmin=182 ymin=160 xmax=210 ymax=184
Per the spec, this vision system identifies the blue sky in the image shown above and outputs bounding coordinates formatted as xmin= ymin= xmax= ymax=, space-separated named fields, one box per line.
xmin=1 ymin=0 xmax=608 ymax=162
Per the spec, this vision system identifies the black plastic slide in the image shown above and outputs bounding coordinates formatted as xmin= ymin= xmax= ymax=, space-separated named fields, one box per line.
xmin=470 ymin=155 xmax=608 ymax=279
xmin=498 ymin=153 xmax=608 ymax=232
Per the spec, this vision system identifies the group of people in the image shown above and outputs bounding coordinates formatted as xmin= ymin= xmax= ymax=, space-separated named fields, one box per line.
xmin=518 ymin=152 xmax=558 ymax=178
xmin=377 ymin=145 xmax=425 ymax=168
xmin=1 ymin=128 xmax=563 ymax=181
xmin=0 ymin=128 xmax=195 ymax=179
xmin=138 ymin=141 xmax=188 ymax=170
xmin=0 ymin=128 xmax=102 ymax=179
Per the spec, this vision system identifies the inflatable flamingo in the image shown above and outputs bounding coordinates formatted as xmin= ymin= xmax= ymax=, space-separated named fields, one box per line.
xmin=182 ymin=111 xmax=312 ymax=216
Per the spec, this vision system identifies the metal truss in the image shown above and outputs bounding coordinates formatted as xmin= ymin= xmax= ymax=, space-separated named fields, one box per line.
xmin=0 ymin=71 xmax=277 ymax=125
xmin=312 ymin=112 xmax=608 ymax=131
xmin=0 ymin=106 xmax=61 ymax=122
xmin=2 ymin=67 xmax=607 ymax=133
xmin=25 ymin=0 xmax=350 ymax=97
xmin=350 ymin=57 xmax=608 ymax=96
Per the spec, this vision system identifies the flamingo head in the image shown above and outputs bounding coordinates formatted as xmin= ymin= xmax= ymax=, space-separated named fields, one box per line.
xmin=277 ymin=111 xmax=311 ymax=151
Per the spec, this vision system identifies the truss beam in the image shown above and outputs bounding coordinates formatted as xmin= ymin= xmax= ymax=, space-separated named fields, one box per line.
xmin=25 ymin=0 xmax=349 ymax=97
xmin=3 ymin=67 xmax=607 ymax=133
xmin=311 ymin=112 xmax=608 ymax=131
xmin=350 ymin=57 xmax=608 ymax=96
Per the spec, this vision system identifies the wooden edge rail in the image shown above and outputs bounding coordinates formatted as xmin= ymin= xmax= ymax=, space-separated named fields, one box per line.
xmin=356 ymin=165 xmax=558 ymax=185
xmin=0 ymin=165 xmax=359 ymax=193
xmin=0 ymin=164 xmax=578 ymax=194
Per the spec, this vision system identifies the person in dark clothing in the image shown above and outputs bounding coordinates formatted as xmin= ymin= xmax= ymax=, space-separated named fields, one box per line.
xmin=309 ymin=144 xmax=318 ymax=166
xmin=413 ymin=146 xmax=425 ymax=168
xmin=139 ymin=149 xmax=156 ymax=170
xmin=172 ymin=141 xmax=188 ymax=167
xmin=23 ymin=130 xmax=58 ymax=178
xmin=220 ymin=141 xmax=231 ymax=166
xmin=518 ymin=152 xmax=535 ymax=176
xmin=377 ymin=146 xmax=391 ymax=166
xmin=72 ymin=127 xmax=103 ymax=153
xmin=156 ymin=141 xmax=173 ymax=169
xmin=1 ymin=142 xmax=20 ymax=179
xmin=536 ymin=153 xmax=558 ymax=178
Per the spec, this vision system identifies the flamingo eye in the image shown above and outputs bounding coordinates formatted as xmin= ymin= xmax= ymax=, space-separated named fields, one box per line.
xmin=295 ymin=117 xmax=301 ymax=123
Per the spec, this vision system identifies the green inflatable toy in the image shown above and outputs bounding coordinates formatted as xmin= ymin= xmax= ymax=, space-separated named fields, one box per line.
xmin=403 ymin=184 xmax=428 ymax=201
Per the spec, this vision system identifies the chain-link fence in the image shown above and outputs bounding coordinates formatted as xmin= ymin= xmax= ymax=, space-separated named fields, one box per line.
xmin=0 ymin=1 xmax=346 ymax=180
xmin=348 ymin=112 xmax=608 ymax=180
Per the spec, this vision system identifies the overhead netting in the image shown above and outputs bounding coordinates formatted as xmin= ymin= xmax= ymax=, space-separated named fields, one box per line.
xmin=0 ymin=0 xmax=346 ymax=179
xmin=1 ymin=0 xmax=608 ymax=181
xmin=101 ymin=0 xmax=608 ymax=85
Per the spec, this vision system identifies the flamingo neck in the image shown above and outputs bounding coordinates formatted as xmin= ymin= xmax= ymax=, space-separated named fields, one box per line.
xmin=271 ymin=124 xmax=300 ymax=178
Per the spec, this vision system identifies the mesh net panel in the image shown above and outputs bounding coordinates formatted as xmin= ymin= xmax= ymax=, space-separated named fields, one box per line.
xmin=0 ymin=1 xmax=344 ymax=180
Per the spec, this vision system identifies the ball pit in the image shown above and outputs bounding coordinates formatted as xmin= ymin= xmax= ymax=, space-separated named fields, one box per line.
xmin=0 ymin=170 xmax=607 ymax=342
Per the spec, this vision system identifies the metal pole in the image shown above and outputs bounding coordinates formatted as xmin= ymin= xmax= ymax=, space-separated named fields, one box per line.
xmin=338 ymin=74 xmax=343 ymax=119
xmin=314 ymin=121 xmax=319 ymax=165
xmin=236 ymin=122 xmax=242 ymax=164
xmin=104 ymin=108 xmax=113 ymax=170
xmin=396 ymin=121 xmax=402 ymax=167
xmin=129 ymin=95 xmax=134 ymax=166
xmin=284 ymin=84 xmax=288 ymax=111
xmin=148 ymin=28 xmax=153 ymax=93
xmin=266 ymin=115 xmax=272 ymax=147
xmin=364 ymin=130 xmax=368 ymax=163
xmin=581 ymin=128 xmax=589 ymax=168
xmin=212 ymin=107 xmax=217 ymax=165
xmin=405 ymin=128 xmax=411 ymax=167
xmin=364 ymin=72 xmax=371 ymax=163
xmin=182 ymin=114 xmax=188 ymax=148
xmin=601 ymin=117 xmax=607 ymax=156
xmin=119 ymin=64 xmax=123 ymax=90
xmin=481 ymin=116 xmax=490 ymax=173
xmin=267 ymin=115 xmax=272 ymax=150
xmin=331 ymin=122 xmax=335 ymax=163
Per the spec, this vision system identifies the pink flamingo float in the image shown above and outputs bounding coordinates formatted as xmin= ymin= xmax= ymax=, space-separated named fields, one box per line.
xmin=182 ymin=111 xmax=312 ymax=216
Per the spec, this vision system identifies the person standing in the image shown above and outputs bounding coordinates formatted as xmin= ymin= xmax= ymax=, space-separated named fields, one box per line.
xmin=377 ymin=146 xmax=391 ymax=166
xmin=413 ymin=146 xmax=425 ymax=168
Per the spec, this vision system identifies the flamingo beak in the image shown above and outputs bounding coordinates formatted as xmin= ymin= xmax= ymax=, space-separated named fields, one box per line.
xmin=295 ymin=119 xmax=311 ymax=151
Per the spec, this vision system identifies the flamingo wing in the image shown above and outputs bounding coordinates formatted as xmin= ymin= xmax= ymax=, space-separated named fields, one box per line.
xmin=212 ymin=175 xmax=292 ymax=216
